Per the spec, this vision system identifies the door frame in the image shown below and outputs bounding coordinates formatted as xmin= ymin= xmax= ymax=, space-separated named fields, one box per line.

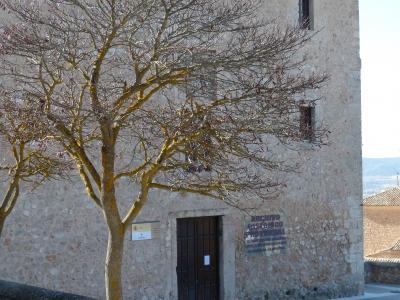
xmin=167 ymin=209 xmax=236 ymax=300
xmin=176 ymin=216 xmax=220 ymax=299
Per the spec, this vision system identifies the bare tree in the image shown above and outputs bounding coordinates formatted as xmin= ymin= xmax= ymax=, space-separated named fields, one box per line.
xmin=0 ymin=0 xmax=328 ymax=299
xmin=0 ymin=97 xmax=68 ymax=237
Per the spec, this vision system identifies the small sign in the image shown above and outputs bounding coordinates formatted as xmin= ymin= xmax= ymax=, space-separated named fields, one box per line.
xmin=131 ymin=221 xmax=161 ymax=241
xmin=204 ymin=255 xmax=210 ymax=266
xmin=245 ymin=214 xmax=287 ymax=256
xmin=132 ymin=223 xmax=152 ymax=240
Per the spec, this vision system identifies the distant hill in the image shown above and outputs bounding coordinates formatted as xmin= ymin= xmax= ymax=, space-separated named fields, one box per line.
xmin=363 ymin=157 xmax=400 ymax=177
xmin=363 ymin=157 xmax=400 ymax=197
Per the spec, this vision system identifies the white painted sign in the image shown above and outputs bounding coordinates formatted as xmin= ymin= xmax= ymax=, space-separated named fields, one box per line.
xmin=132 ymin=223 xmax=152 ymax=241
xmin=204 ymin=255 xmax=210 ymax=266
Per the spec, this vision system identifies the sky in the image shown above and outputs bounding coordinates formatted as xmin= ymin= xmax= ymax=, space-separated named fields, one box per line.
xmin=360 ymin=0 xmax=400 ymax=158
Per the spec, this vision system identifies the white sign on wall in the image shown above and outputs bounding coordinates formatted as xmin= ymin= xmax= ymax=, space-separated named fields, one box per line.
xmin=131 ymin=221 xmax=160 ymax=241
xmin=204 ymin=255 xmax=210 ymax=266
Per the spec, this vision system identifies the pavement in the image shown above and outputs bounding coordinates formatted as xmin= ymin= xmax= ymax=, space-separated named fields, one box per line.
xmin=333 ymin=283 xmax=400 ymax=300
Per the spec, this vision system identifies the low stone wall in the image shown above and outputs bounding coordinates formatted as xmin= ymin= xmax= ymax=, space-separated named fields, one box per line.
xmin=365 ymin=261 xmax=400 ymax=284
xmin=0 ymin=280 xmax=96 ymax=300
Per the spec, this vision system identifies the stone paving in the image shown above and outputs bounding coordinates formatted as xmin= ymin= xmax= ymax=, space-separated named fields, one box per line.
xmin=333 ymin=284 xmax=400 ymax=300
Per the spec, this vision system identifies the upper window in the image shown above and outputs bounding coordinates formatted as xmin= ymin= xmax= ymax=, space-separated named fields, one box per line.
xmin=299 ymin=105 xmax=315 ymax=141
xmin=299 ymin=0 xmax=313 ymax=30
xmin=183 ymin=50 xmax=216 ymax=173
xmin=185 ymin=50 xmax=217 ymax=103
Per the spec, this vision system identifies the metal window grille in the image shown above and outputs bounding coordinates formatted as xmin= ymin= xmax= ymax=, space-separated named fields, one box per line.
xmin=300 ymin=105 xmax=315 ymax=141
xmin=300 ymin=0 xmax=312 ymax=30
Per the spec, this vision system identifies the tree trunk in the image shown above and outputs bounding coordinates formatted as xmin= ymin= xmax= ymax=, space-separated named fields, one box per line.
xmin=0 ymin=216 xmax=5 ymax=239
xmin=100 ymin=121 xmax=125 ymax=300
xmin=105 ymin=224 xmax=125 ymax=300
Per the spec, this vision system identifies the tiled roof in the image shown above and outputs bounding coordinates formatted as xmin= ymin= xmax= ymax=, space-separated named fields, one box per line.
xmin=367 ymin=250 xmax=400 ymax=261
xmin=364 ymin=257 xmax=400 ymax=263
xmin=391 ymin=240 xmax=400 ymax=251
xmin=363 ymin=187 xmax=400 ymax=206
xmin=366 ymin=239 xmax=400 ymax=261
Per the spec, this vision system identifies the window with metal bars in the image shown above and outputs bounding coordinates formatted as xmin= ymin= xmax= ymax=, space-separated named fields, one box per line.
xmin=299 ymin=0 xmax=313 ymax=30
xmin=184 ymin=50 xmax=216 ymax=173
xmin=299 ymin=105 xmax=315 ymax=141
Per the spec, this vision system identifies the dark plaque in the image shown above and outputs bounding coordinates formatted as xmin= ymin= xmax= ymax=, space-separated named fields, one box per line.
xmin=245 ymin=215 xmax=287 ymax=256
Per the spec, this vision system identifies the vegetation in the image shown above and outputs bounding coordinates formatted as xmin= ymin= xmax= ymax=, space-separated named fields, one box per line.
xmin=0 ymin=99 xmax=67 ymax=237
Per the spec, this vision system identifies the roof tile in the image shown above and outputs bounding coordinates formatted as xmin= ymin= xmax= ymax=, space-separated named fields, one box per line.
xmin=363 ymin=187 xmax=400 ymax=206
xmin=366 ymin=239 xmax=400 ymax=261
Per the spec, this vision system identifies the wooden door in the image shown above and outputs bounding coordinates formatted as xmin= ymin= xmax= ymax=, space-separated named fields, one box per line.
xmin=177 ymin=216 xmax=220 ymax=300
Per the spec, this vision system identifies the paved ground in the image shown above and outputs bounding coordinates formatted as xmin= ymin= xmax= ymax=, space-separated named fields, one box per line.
xmin=333 ymin=284 xmax=400 ymax=300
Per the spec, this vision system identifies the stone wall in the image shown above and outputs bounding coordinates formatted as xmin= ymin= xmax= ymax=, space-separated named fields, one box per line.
xmin=364 ymin=207 xmax=400 ymax=256
xmin=0 ymin=1 xmax=363 ymax=299
xmin=365 ymin=261 xmax=400 ymax=284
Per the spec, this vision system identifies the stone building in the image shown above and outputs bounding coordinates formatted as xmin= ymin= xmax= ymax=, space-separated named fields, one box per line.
xmin=364 ymin=187 xmax=400 ymax=259
xmin=0 ymin=0 xmax=362 ymax=299
xmin=364 ymin=188 xmax=400 ymax=285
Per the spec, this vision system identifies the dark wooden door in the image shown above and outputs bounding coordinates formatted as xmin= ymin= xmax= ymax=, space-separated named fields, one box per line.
xmin=177 ymin=216 xmax=220 ymax=300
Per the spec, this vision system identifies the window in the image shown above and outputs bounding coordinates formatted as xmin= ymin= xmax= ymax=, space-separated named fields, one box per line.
xmin=183 ymin=118 xmax=213 ymax=173
xmin=299 ymin=0 xmax=313 ymax=30
xmin=299 ymin=105 xmax=315 ymax=141
xmin=183 ymin=50 xmax=216 ymax=173
xmin=185 ymin=50 xmax=217 ymax=103
xmin=185 ymin=140 xmax=212 ymax=173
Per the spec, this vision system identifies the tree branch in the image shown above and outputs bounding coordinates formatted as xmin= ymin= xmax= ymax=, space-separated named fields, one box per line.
xmin=149 ymin=183 xmax=220 ymax=199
